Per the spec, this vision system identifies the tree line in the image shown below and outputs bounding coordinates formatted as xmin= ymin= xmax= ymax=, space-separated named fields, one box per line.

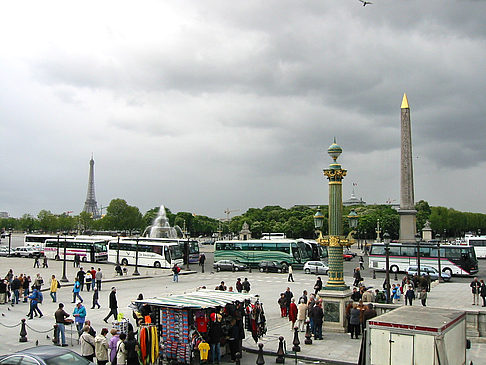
xmin=1 ymin=199 xmax=486 ymax=240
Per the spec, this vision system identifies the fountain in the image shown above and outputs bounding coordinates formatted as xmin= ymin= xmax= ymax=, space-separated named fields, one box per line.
xmin=143 ymin=205 xmax=183 ymax=238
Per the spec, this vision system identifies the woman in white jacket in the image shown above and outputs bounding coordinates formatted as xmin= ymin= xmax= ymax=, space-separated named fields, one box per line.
xmin=94 ymin=328 xmax=110 ymax=365
xmin=80 ymin=325 xmax=95 ymax=362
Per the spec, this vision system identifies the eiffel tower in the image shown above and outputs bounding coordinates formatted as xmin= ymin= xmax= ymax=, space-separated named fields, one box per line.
xmin=82 ymin=155 xmax=100 ymax=218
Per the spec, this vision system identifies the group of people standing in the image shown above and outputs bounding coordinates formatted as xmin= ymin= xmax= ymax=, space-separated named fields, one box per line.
xmin=470 ymin=277 xmax=486 ymax=306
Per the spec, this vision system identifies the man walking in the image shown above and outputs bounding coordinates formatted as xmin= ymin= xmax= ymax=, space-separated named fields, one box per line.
xmin=287 ymin=265 xmax=294 ymax=282
xmin=103 ymin=287 xmax=118 ymax=323
xmin=50 ymin=274 xmax=59 ymax=303
xmin=95 ymin=268 xmax=103 ymax=291
xmin=77 ymin=267 xmax=86 ymax=291
xmin=199 ymin=253 xmax=206 ymax=273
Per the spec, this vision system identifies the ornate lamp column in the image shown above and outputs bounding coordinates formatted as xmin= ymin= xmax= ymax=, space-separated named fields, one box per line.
xmin=315 ymin=139 xmax=355 ymax=332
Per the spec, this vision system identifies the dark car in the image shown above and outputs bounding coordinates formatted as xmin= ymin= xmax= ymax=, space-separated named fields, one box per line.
xmin=258 ymin=261 xmax=288 ymax=273
xmin=0 ymin=345 xmax=94 ymax=364
xmin=213 ymin=260 xmax=247 ymax=272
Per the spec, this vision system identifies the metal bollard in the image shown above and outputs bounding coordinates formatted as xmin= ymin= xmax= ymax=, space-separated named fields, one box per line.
xmin=394 ymin=272 xmax=398 ymax=281
xmin=256 ymin=343 xmax=265 ymax=365
xmin=292 ymin=327 xmax=300 ymax=352
xmin=276 ymin=336 xmax=285 ymax=363
xmin=373 ymin=270 xmax=376 ymax=279
xmin=19 ymin=318 xmax=28 ymax=342
xmin=53 ymin=324 xmax=59 ymax=345
xmin=304 ymin=320 xmax=312 ymax=345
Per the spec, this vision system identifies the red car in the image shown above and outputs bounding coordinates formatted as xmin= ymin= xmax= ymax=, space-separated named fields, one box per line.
xmin=343 ymin=253 xmax=353 ymax=261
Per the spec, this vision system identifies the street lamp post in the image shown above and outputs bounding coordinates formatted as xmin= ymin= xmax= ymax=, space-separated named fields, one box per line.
xmin=375 ymin=219 xmax=382 ymax=242
xmin=436 ymin=233 xmax=442 ymax=283
xmin=186 ymin=238 xmax=190 ymax=271
xmin=415 ymin=233 xmax=422 ymax=277
xmin=116 ymin=232 xmax=121 ymax=265
xmin=133 ymin=235 xmax=140 ymax=276
xmin=383 ymin=232 xmax=391 ymax=303
xmin=56 ymin=233 xmax=60 ymax=260
xmin=7 ymin=229 xmax=12 ymax=257
xmin=61 ymin=233 xmax=68 ymax=282
xmin=364 ymin=230 xmax=368 ymax=254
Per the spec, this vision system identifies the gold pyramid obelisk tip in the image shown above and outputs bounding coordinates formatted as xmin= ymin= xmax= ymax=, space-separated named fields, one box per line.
xmin=401 ymin=93 xmax=409 ymax=109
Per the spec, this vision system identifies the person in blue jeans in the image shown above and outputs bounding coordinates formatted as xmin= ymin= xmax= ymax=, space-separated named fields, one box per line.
xmin=73 ymin=302 xmax=87 ymax=336
xmin=27 ymin=288 xmax=43 ymax=319
xmin=54 ymin=303 xmax=70 ymax=347
xmin=72 ymin=278 xmax=83 ymax=303
xmin=10 ymin=276 xmax=21 ymax=305
xmin=172 ymin=264 xmax=180 ymax=282
xmin=208 ymin=313 xmax=222 ymax=364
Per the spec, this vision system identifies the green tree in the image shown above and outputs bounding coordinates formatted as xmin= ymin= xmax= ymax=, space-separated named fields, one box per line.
xmin=103 ymin=199 xmax=142 ymax=232
xmin=38 ymin=210 xmax=57 ymax=232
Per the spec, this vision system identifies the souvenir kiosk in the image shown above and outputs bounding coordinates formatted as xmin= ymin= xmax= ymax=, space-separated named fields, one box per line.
xmin=132 ymin=289 xmax=266 ymax=365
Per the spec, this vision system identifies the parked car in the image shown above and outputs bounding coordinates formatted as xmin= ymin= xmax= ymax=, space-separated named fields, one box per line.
xmin=343 ymin=248 xmax=357 ymax=258
xmin=343 ymin=252 xmax=354 ymax=261
xmin=0 ymin=246 xmax=9 ymax=257
xmin=406 ymin=265 xmax=451 ymax=282
xmin=12 ymin=246 xmax=43 ymax=258
xmin=258 ymin=261 xmax=288 ymax=273
xmin=0 ymin=345 xmax=94 ymax=364
xmin=213 ymin=260 xmax=247 ymax=272
xmin=303 ymin=261 xmax=329 ymax=275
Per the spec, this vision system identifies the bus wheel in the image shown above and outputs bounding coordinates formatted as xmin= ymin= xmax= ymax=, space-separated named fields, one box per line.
xmin=390 ymin=265 xmax=399 ymax=273
xmin=443 ymin=268 xmax=452 ymax=278
xmin=121 ymin=258 xmax=128 ymax=266
xmin=55 ymin=255 xmax=60 ymax=261
xmin=154 ymin=261 xmax=161 ymax=268
xmin=281 ymin=263 xmax=288 ymax=273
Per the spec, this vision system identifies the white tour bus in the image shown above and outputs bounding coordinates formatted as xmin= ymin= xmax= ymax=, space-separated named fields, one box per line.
xmin=108 ymin=238 xmax=184 ymax=268
xmin=44 ymin=238 xmax=108 ymax=262
xmin=463 ymin=234 xmax=486 ymax=259
xmin=24 ymin=234 xmax=74 ymax=247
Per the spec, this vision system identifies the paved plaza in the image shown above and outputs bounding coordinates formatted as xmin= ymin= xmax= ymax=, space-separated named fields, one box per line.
xmin=0 ymin=249 xmax=485 ymax=364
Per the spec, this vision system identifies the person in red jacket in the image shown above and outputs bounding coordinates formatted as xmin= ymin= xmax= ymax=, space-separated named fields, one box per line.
xmin=288 ymin=298 xmax=298 ymax=330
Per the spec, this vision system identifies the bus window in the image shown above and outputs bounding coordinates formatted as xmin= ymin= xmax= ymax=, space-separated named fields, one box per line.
xmin=420 ymin=247 xmax=431 ymax=257
xmin=389 ymin=246 xmax=401 ymax=256
xmin=249 ymin=243 xmax=263 ymax=251
xmin=262 ymin=243 xmax=277 ymax=251
xmin=292 ymin=244 xmax=301 ymax=261
xmin=401 ymin=246 xmax=415 ymax=257
xmin=153 ymin=246 xmax=162 ymax=255
xmin=370 ymin=246 xmax=385 ymax=255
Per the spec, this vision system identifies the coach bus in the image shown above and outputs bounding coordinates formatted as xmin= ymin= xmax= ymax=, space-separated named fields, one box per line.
xmin=463 ymin=234 xmax=486 ymax=259
xmin=108 ymin=238 xmax=184 ymax=268
xmin=24 ymin=234 xmax=74 ymax=247
xmin=214 ymin=239 xmax=313 ymax=270
xmin=44 ymin=238 xmax=108 ymax=262
xmin=369 ymin=242 xmax=478 ymax=277
xmin=119 ymin=237 xmax=199 ymax=264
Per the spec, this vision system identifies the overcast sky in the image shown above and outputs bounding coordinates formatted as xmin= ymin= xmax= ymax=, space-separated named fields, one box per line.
xmin=1 ymin=0 xmax=485 ymax=220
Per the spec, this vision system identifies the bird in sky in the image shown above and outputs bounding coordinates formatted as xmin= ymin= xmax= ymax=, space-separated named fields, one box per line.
xmin=358 ymin=0 xmax=373 ymax=6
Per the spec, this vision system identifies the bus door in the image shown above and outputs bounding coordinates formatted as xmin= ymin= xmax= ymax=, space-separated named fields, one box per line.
xmin=164 ymin=246 xmax=171 ymax=264
xmin=291 ymin=244 xmax=301 ymax=262
xmin=460 ymin=248 xmax=476 ymax=274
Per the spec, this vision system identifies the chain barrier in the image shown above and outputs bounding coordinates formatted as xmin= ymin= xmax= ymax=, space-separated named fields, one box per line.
xmin=25 ymin=323 xmax=53 ymax=333
xmin=0 ymin=321 xmax=21 ymax=328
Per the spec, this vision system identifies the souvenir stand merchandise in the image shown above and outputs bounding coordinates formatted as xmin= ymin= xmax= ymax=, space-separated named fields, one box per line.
xmin=112 ymin=318 xmax=129 ymax=335
xmin=132 ymin=289 xmax=266 ymax=365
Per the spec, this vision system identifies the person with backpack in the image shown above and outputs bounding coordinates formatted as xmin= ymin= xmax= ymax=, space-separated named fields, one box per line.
xmin=72 ymin=277 xmax=83 ymax=303
xmin=172 ymin=264 xmax=180 ymax=282
xmin=50 ymin=274 xmax=60 ymax=303
xmin=27 ymin=288 xmax=43 ymax=319
xmin=85 ymin=270 xmax=92 ymax=292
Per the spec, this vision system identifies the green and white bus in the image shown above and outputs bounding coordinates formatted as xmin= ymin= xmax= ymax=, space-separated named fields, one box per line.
xmin=214 ymin=239 xmax=313 ymax=270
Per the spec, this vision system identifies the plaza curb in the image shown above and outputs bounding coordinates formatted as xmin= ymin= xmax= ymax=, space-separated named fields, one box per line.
xmin=242 ymin=346 xmax=355 ymax=365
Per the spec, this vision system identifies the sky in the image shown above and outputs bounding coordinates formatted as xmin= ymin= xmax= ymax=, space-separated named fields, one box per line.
xmin=1 ymin=0 xmax=485 ymax=220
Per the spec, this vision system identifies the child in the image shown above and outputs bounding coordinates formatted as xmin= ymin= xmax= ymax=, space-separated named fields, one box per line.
xmin=91 ymin=287 xmax=101 ymax=309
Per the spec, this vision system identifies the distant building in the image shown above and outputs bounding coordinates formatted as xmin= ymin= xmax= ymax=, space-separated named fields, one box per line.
xmin=239 ymin=222 xmax=252 ymax=240
xmin=343 ymin=191 xmax=366 ymax=206
xmin=0 ymin=212 xmax=8 ymax=218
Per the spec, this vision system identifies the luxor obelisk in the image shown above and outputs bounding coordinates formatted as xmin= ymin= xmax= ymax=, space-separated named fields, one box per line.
xmin=398 ymin=93 xmax=417 ymax=242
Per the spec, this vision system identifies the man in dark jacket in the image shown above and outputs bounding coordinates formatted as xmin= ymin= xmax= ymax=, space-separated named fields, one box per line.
xmin=10 ymin=276 xmax=21 ymax=305
xmin=362 ymin=304 xmax=377 ymax=332
xmin=471 ymin=277 xmax=481 ymax=305
xmin=208 ymin=312 xmax=222 ymax=364
xmin=77 ymin=268 xmax=86 ymax=291
xmin=242 ymin=278 xmax=251 ymax=293
xmin=103 ymin=287 xmax=118 ymax=323
xmin=311 ymin=301 xmax=324 ymax=340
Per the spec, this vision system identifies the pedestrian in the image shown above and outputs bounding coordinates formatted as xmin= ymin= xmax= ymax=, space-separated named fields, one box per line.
xmin=362 ymin=303 xmax=377 ymax=331
xmin=95 ymin=328 xmax=110 ymax=365
xmin=85 ymin=319 xmax=96 ymax=337
xmin=278 ymin=293 xmax=287 ymax=317
xmin=125 ymin=331 xmax=140 ymax=365
xmin=115 ymin=263 xmax=123 ymax=276
xmin=419 ymin=289 xmax=427 ymax=306
xmin=90 ymin=267 xmax=97 ymax=291
xmin=236 ymin=278 xmax=243 ymax=293
xmin=392 ymin=284 xmax=400 ymax=304
xmin=349 ymin=304 xmax=360 ymax=339
xmin=50 ymin=274 xmax=59 ymax=302
xmin=77 ymin=267 xmax=86 ymax=291
xmin=95 ymin=268 xmax=103 ymax=291
xmin=108 ymin=329 xmax=120 ymax=364
xmin=404 ymin=285 xmax=415 ymax=306
xmin=74 ymin=254 xmax=81 ymax=268
xmin=85 ymin=270 xmax=92 ymax=292
xmin=480 ymin=279 xmax=486 ymax=307
xmin=54 ymin=303 xmax=70 ymax=347
xmin=283 ymin=287 xmax=293 ymax=316
xmin=307 ymin=294 xmax=316 ymax=334
xmin=22 ymin=275 xmax=30 ymax=303
xmin=172 ymin=263 xmax=180 ymax=282
xmin=103 ymin=287 xmax=118 ymax=323
xmin=199 ymin=253 xmax=206 ymax=273
xmin=287 ymin=265 xmax=294 ymax=282
xmin=0 ymin=279 xmax=6 ymax=304
xmin=296 ymin=298 xmax=308 ymax=331
xmin=27 ymin=287 xmax=43 ymax=319
xmin=73 ymin=301 xmax=87 ymax=336
xmin=42 ymin=256 xmax=48 ymax=268
xmin=217 ymin=281 xmax=226 ymax=291
xmin=314 ymin=277 xmax=323 ymax=295
xmin=311 ymin=301 xmax=324 ymax=340
xmin=351 ymin=287 xmax=361 ymax=302
xmin=470 ymin=277 xmax=481 ymax=305
xmin=116 ymin=332 xmax=128 ymax=365
xmin=288 ymin=298 xmax=298 ymax=330
xmin=33 ymin=256 xmax=40 ymax=268
xmin=242 ymin=278 xmax=251 ymax=293
xmin=345 ymin=302 xmax=353 ymax=334
xmin=209 ymin=311 xmax=222 ymax=365
xmin=10 ymin=276 xmax=21 ymax=305
xmin=353 ymin=267 xmax=362 ymax=287
xmin=92 ymin=287 xmax=101 ymax=309
xmin=33 ymin=273 xmax=43 ymax=290
xmin=80 ymin=325 xmax=95 ymax=362
xmin=299 ymin=290 xmax=308 ymax=304
xmin=72 ymin=277 xmax=83 ymax=303
xmin=359 ymin=256 xmax=364 ymax=270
